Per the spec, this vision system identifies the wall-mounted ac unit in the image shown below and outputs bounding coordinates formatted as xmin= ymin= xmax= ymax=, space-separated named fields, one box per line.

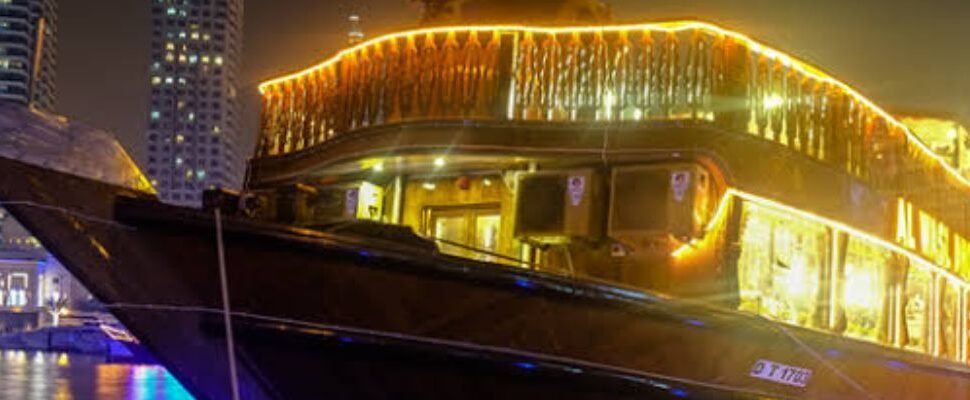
xmin=514 ymin=169 xmax=603 ymax=241
xmin=310 ymin=181 xmax=385 ymax=223
xmin=609 ymin=164 xmax=711 ymax=240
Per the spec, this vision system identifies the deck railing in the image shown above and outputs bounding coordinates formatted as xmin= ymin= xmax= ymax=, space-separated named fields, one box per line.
xmin=256 ymin=21 xmax=970 ymax=231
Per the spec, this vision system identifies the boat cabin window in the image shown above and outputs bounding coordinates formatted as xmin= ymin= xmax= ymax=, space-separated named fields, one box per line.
xmin=941 ymin=278 xmax=959 ymax=360
xmin=903 ymin=266 xmax=932 ymax=353
xmin=840 ymin=238 xmax=891 ymax=344
xmin=425 ymin=206 xmax=502 ymax=262
xmin=736 ymin=202 xmax=828 ymax=329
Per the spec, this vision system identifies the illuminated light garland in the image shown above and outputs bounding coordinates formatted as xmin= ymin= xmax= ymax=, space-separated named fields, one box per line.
xmin=257 ymin=20 xmax=970 ymax=193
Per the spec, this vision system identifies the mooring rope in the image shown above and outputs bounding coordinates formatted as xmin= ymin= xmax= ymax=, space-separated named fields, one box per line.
xmin=214 ymin=208 xmax=241 ymax=400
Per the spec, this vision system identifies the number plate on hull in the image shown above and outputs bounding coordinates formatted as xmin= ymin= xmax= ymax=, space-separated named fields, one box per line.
xmin=749 ymin=359 xmax=813 ymax=388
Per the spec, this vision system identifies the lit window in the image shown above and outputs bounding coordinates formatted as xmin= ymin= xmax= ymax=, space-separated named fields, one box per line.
xmin=187 ymin=112 xmax=195 ymax=121
xmin=178 ymin=31 xmax=187 ymax=39
xmin=196 ymin=169 xmax=206 ymax=180
xmin=175 ymin=157 xmax=183 ymax=166
xmin=191 ymin=32 xmax=199 ymax=40
xmin=202 ymin=33 xmax=211 ymax=41
xmin=164 ymin=77 xmax=174 ymax=84
xmin=189 ymin=54 xmax=198 ymax=64
xmin=166 ymin=7 xmax=177 ymax=16
xmin=175 ymin=134 xmax=185 ymax=144
xmin=212 ymin=125 xmax=221 ymax=134
xmin=737 ymin=202 xmax=828 ymax=329
xmin=178 ymin=54 xmax=187 ymax=63
xmin=840 ymin=238 xmax=890 ymax=344
xmin=904 ymin=267 xmax=931 ymax=353
xmin=214 ymin=56 xmax=223 ymax=66
xmin=150 ymin=111 xmax=161 ymax=120
xmin=165 ymin=53 xmax=174 ymax=62
xmin=151 ymin=76 xmax=162 ymax=85
xmin=165 ymin=42 xmax=175 ymax=51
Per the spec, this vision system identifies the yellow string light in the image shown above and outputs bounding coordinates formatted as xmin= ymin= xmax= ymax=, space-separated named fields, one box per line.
xmin=257 ymin=20 xmax=970 ymax=193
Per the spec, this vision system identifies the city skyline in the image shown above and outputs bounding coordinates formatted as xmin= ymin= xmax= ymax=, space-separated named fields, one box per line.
xmin=54 ymin=0 xmax=970 ymax=166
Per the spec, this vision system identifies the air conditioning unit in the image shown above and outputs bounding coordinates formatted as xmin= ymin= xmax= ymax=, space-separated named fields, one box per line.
xmin=309 ymin=181 xmax=385 ymax=223
xmin=514 ymin=169 xmax=603 ymax=241
xmin=609 ymin=164 xmax=711 ymax=240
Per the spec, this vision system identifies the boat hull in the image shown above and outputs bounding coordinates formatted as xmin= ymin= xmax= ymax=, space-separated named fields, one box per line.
xmin=1 ymin=157 xmax=969 ymax=399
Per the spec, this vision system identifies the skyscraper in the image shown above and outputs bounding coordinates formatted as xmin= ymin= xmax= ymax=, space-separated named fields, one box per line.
xmin=0 ymin=0 xmax=57 ymax=112
xmin=145 ymin=0 xmax=244 ymax=206
xmin=347 ymin=14 xmax=363 ymax=45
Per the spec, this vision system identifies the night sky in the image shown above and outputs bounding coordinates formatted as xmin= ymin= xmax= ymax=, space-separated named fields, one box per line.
xmin=56 ymin=0 xmax=970 ymax=164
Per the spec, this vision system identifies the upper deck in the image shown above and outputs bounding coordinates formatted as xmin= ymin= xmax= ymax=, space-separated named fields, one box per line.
xmin=252 ymin=21 xmax=970 ymax=258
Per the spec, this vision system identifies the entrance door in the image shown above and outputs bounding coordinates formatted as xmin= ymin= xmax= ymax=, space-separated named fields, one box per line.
xmin=426 ymin=206 xmax=501 ymax=261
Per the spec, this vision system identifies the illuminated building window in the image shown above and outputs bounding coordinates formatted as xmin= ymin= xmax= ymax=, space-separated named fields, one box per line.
xmin=166 ymin=7 xmax=177 ymax=16
xmin=164 ymin=76 xmax=174 ymax=84
xmin=165 ymin=53 xmax=174 ymax=62
xmin=175 ymin=134 xmax=184 ymax=144
xmin=151 ymin=76 xmax=161 ymax=85
xmin=150 ymin=111 xmax=161 ymax=120
xmin=189 ymin=54 xmax=198 ymax=64
xmin=165 ymin=42 xmax=175 ymax=51
xmin=214 ymin=56 xmax=223 ymax=66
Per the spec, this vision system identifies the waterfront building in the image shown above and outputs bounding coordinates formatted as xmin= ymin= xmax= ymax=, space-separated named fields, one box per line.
xmin=144 ymin=0 xmax=244 ymax=206
xmin=0 ymin=0 xmax=57 ymax=112
xmin=0 ymin=211 xmax=92 ymax=332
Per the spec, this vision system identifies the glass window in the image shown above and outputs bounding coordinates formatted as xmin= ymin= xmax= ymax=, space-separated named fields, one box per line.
xmin=427 ymin=207 xmax=502 ymax=262
xmin=941 ymin=279 xmax=959 ymax=360
xmin=903 ymin=265 xmax=932 ymax=353
xmin=840 ymin=238 xmax=890 ymax=344
xmin=737 ymin=202 xmax=829 ymax=328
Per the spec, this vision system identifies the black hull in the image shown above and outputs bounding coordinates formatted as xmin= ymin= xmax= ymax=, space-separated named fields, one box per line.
xmin=1 ymin=157 xmax=970 ymax=399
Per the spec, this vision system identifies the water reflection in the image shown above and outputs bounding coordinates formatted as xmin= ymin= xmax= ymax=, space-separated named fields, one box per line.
xmin=0 ymin=350 xmax=192 ymax=399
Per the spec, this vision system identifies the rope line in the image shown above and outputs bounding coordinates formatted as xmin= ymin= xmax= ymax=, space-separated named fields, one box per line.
xmin=214 ymin=208 xmax=241 ymax=400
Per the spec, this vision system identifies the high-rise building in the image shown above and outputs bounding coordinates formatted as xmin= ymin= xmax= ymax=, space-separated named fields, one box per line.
xmin=347 ymin=14 xmax=363 ymax=45
xmin=0 ymin=0 xmax=57 ymax=112
xmin=145 ymin=0 xmax=244 ymax=206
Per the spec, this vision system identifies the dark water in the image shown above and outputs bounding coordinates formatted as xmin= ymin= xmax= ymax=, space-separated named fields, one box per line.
xmin=0 ymin=350 xmax=193 ymax=399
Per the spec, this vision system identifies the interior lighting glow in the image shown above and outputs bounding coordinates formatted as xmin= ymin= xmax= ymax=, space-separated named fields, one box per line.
xmin=763 ymin=94 xmax=784 ymax=110
xmin=422 ymin=182 xmax=436 ymax=191
xmin=433 ymin=157 xmax=446 ymax=168
xmin=727 ymin=187 xmax=967 ymax=289
xmin=372 ymin=161 xmax=384 ymax=172
xmin=258 ymin=20 xmax=970 ymax=191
